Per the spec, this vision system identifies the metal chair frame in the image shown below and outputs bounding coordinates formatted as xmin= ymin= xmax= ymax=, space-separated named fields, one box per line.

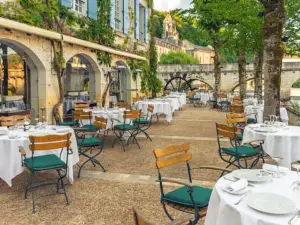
xmin=216 ymin=123 xmax=264 ymax=173
xmin=154 ymin=143 xmax=232 ymax=225
xmin=133 ymin=105 xmax=153 ymax=141
xmin=19 ymin=133 xmax=72 ymax=213
xmin=74 ymin=119 xmax=107 ymax=178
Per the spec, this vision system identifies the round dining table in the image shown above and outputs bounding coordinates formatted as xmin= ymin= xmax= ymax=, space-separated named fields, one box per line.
xmin=0 ymin=126 xmax=79 ymax=187
xmin=205 ymin=171 xmax=300 ymax=225
xmin=135 ymin=101 xmax=172 ymax=123
xmin=82 ymin=108 xmax=126 ymax=129
xmin=242 ymin=125 xmax=300 ymax=168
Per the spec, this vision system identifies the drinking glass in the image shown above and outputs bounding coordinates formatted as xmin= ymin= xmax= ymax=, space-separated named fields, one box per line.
xmin=272 ymin=157 xmax=283 ymax=178
xmin=292 ymin=164 xmax=300 ymax=191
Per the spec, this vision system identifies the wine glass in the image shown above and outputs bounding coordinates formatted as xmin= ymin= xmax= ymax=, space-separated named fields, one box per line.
xmin=292 ymin=164 xmax=300 ymax=191
xmin=272 ymin=157 xmax=283 ymax=178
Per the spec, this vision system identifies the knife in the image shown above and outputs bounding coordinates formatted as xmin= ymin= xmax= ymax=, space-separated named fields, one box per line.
xmin=289 ymin=210 xmax=300 ymax=224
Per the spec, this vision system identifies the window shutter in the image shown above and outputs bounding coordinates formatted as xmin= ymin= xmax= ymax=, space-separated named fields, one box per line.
xmin=60 ymin=0 xmax=72 ymax=8
xmin=144 ymin=7 xmax=148 ymax=43
xmin=87 ymin=0 xmax=98 ymax=20
xmin=110 ymin=0 xmax=116 ymax=29
xmin=134 ymin=0 xmax=139 ymax=40
xmin=123 ymin=0 xmax=129 ymax=34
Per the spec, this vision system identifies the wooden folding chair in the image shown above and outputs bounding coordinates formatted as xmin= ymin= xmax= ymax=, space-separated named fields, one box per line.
xmin=74 ymin=102 xmax=89 ymax=111
xmin=0 ymin=115 xmax=29 ymax=127
xmin=133 ymin=104 xmax=153 ymax=141
xmin=216 ymin=123 xmax=264 ymax=173
xmin=230 ymin=104 xmax=244 ymax=113
xmin=19 ymin=133 xmax=72 ymax=213
xmin=154 ymin=143 xmax=232 ymax=224
xmin=112 ymin=110 xmax=141 ymax=151
xmin=74 ymin=118 xmax=107 ymax=178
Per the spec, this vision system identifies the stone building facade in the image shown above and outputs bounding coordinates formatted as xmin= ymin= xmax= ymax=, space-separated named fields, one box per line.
xmin=156 ymin=13 xmax=214 ymax=64
xmin=0 ymin=0 xmax=149 ymax=123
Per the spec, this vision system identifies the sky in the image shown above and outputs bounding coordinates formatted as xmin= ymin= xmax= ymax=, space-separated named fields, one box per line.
xmin=153 ymin=0 xmax=192 ymax=11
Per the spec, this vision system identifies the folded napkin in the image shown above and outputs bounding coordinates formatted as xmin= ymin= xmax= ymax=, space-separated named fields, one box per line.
xmin=226 ymin=178 xmax=248 ymax=193
xmin=56 ymin=128 xmax=70 ymax=133
xmin=263 ymin=164 xmax=289 ymax=173
xmin=0 ymin=126 xmax=8 ymax=131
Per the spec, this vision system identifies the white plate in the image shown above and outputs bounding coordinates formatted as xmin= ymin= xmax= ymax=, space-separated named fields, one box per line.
xmin=253 ymin=127 xmax=277 ymax=133
xmin=232 ymin=169 xmax=272 ymax=183
xmin=220 ymin=185 xmax=248 ymax=195
xmin=0 ymin=130 xmax=8 ymax=135
xmin=247 ymin=193 xmax=296 ymax=215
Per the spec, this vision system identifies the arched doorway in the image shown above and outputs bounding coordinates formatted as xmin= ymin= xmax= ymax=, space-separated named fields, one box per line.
xmin=110 ymin=61 xmax=131 ymax=103
xmin=0 ymin=39 xmax=45 ymax=119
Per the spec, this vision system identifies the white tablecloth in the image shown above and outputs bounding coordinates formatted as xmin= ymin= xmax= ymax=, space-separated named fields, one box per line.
xmin=205 ymin=171 xmax=300 ymax=225
xmin=162 ymin=97 xmax=180 ymax=112
xmin=82 ymin=108 xmax=125 ymax=129
xmin=168 ymin=93 xmax=186 ymax=106
xmin=243 ymin=98 xmax=258 ymax=107
xmin=242 ymin=125 xmax=300 ymax=168
xmin=245 ymin=106 xmax=289 ymax=123
xmin=0 ymin=126 xmax=79 ymax=187
xmin=195 ymin=93 xmax=210 ymax=104
xmin=135 ymin=101 xmax=172 ymax=123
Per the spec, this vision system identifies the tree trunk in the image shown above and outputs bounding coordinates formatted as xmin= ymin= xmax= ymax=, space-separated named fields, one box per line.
xmin=238 ymin=46 xmax=246 ymax=99
xmin=260 ymin=0 xmax=286 ymax=119
xmin=102 ymin=72 xmax=113 ymax=107
xmin=254 ymin=51 xmax=263 ymax=103
xmin=1 ymin=44 xmax=8 ymax=96
xmin=52 ymin=39 xmax=65 ymax=122
xmin=214 ymin=49 xmax=221 ymax=97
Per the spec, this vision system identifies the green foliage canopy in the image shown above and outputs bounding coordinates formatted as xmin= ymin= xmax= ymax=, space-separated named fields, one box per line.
xmin=160 ymin=51 xmax=200 ymax=64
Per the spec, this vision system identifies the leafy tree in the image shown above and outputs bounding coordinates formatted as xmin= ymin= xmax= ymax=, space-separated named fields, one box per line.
xmin=160 ymin=51 xmax=199 ymax=64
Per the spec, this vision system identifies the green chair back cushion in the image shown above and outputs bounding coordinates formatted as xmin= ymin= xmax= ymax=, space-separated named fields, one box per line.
xmin=77 ymin=137 xmax=103 ymax=147
xmin=59 ymin=120 xmax=78 ymax=127
xmin=222 ymin=145 xmax=260 ymax=157
xmin=114 ymin=124 xmax=138 ymax=131
xmin=163 ymin=185 xmax=212 ymax=208
xmin=24 ymin=154 xmax=66 ymax=171
xmin=247 ymin=118 xmax=256 ymax=123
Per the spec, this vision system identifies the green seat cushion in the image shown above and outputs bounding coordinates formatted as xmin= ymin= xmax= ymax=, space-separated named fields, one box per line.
xmin=222 ymin=145 xmax=260 ymax=157
xmin=247 ymin=118 xmax=256 ymax=123
xmin=190 ymin=97 xmax=200 ymax=101
xmin=208 ymin=99 xmax=217 ymax=103
xmin=24 ymin=154 xmax=66 ymax=171
xmin=133 ymin=118 xmax=150 ymax=124
xmin=114 ymin=124 xmax=138 ymax=131
xmin=59 ymin=120 xmax=78 ymax=126
xmin=77 ymin=137 xmax=103 ymax=147
xmin=219 ymin=100 xmax=230 ymax=105
xmin=163 ymin=186 xmax=212 ymax=208
xmin=82 ymin=124 xmax=98 ymax=131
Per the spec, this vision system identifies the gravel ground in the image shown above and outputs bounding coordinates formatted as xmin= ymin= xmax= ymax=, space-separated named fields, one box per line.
xmin=0 ymin=106 xmax=262 ymax=224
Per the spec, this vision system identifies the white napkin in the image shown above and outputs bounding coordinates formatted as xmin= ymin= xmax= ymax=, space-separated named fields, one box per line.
xmin=263 ymin=164 xmax=289 ymax=173
xmin=56 ymin=128 xmax=70 ymax=133
xmin=226 ymin=178 xmax=248 ymax=193
xmin=0 ymin=126 xmax=8 ymax=131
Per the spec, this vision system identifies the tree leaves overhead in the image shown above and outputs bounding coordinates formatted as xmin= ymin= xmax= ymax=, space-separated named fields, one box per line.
xmin=160 ymin=51 xmax=200 ymax=64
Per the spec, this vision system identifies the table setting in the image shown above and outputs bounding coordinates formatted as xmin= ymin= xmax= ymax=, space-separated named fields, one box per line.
xmin=243 ymin=117 xmax=300 ymax=168
xmin=195 ymin=92 xmax=210 ymax=104
xmin=135 ymin=100 xmax=172 ymax=123
xmin=0 ymin=123 xmax=79 ymax=187
xmin=205 ymin=165 xmax=300 ymax=225
xmin=82 ymin=107 xmax=126 ymax=129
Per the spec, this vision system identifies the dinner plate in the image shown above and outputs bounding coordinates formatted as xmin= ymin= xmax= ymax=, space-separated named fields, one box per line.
xmin=247 ymin=193 xmax=296 ymax=215
xmin=253 ymin=127 xmax=277 ymax=133
xmin=232 ymin=169 xmax=272 ymax=183
xmin=0 ymin=130 xmax=8 ymax=135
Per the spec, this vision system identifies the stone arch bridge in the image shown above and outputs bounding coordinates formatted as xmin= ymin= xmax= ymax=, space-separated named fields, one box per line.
xmin=157 ymin=63 xmax=300 ymax=97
